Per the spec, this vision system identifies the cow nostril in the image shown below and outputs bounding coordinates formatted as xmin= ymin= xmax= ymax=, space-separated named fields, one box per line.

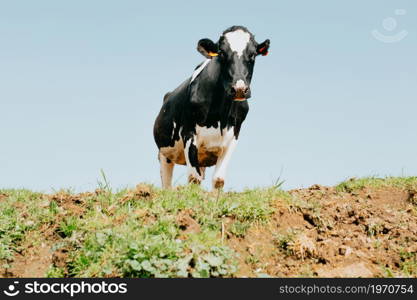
xmin=231 ymin=87 xmax=236 ymax=95
xmin=244 ymin=87 xmax=249 ymax=94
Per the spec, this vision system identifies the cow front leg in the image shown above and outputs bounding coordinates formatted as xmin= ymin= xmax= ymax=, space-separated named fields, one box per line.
xmin=200 ymin=167 xmax=206 ymax=180
xmin=159 ymin=152 xmax=174 ymax=189
xmin=212 ymin=138 xmax=237 ymax=189
xmin=184 ymin=137 xmax=203 ymax=185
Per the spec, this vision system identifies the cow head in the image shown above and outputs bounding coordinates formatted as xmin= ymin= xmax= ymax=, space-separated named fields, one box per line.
xmin=197 ymin=26 xmax=270 ymax=101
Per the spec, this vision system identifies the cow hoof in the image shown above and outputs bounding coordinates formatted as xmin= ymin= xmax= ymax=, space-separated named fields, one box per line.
xmin=188 ymin=175 xmax=201 ymax=185
xmin=213 ymin=178 xmax=224 ymax=189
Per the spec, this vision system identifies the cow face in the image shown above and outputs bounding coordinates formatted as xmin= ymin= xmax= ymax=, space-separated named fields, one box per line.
xmin=197 ymin=26 xmax=270 ymax=101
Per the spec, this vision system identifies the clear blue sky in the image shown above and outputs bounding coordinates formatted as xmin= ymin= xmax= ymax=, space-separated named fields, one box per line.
xmin=1 ymin=0 xmax=416 ymax=192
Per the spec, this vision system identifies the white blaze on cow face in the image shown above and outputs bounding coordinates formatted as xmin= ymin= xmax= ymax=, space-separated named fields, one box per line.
xmin=234 ymin=79 xmax=247 ymax=90
xmin=224 ymin=29 xmax=250 ymax=58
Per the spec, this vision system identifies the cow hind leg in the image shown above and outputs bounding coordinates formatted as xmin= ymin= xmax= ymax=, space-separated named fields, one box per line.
xmin=184 ymin=137 xmax=203 ymax=185
xmin=159 ymin=152 xmax=174 ymax=189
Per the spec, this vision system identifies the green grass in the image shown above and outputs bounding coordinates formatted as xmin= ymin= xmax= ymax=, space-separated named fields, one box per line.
xmin=382 ymin=250 xmax=417 ymax=278
xmin=64 ymin=185 xmax=285 ymax=277
xmin=58 ymin=216 xmax=79 ymax=238
xmin=336 ymin=176 xmax=417 ymax=193
xmin=230 ymin=221 xmax=251 ymax=238
xmin=399 ymin=250 xmax=417 ymax=277
xmin=0 ymin=190 xmax=58 ymax=267
xmin=0 ymin=184 xmax=285 ymax=277
xmin=274 ymin=230 xmax=297 ymax=256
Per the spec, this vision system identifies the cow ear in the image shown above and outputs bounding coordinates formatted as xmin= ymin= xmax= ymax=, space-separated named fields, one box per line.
xmin=197 ymin=38 xmax=219 ymax=59
xmin=256 ymin=39 xmax=270 ymax=56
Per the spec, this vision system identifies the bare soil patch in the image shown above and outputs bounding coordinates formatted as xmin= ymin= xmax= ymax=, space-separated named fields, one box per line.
xmin=228 ymin=184 xmax=417 ymax=277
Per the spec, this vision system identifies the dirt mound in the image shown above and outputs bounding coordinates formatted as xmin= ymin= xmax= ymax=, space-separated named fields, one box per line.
xmin=119 ymin=184 xmax=155 ymax=206
xmin=176 ymin=209 xmax=201 ymax=237
xmin=228 ymin=184 xmax=417 ymax=277
xmin=48 ymin=191 xmax=89 ymax=216
xmin=0 ymin=193 xmax=8 ymax=201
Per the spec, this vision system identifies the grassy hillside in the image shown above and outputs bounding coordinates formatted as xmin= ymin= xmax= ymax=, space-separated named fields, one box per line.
xmin=1 ymin=177 xmax=417 ymax=278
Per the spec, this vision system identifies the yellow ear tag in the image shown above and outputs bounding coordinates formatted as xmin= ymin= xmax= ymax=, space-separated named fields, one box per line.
xmin=208 ymin=52 xmax=218 ymax=57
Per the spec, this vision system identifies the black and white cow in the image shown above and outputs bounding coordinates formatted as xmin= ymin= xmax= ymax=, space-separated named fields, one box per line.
xmin=153 ymin=26 xmax=270 ymax=189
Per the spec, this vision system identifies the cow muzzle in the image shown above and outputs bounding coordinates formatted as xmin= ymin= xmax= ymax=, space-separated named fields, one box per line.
xmin=231 ymin=80 xmax=250 ymax=101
